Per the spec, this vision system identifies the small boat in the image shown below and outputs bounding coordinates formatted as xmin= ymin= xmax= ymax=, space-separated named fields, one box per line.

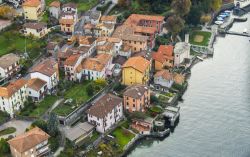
xmin=217 ymin=17 xmax=224 ymax=21
xmin=219 ymin=14 xmax=227 ymax=18
xmin=243 ymin=28 xmax=248 ymax=34
xmin=215 ymin=21 xmax=224 ymax=25
xmin=224 ymin=10 xmax=231 ymax=13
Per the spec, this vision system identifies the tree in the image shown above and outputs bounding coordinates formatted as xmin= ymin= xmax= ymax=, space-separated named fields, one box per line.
xmin=211 ymin=0 xmax=222 ymax=11
xmin=0 ymin=138 xmax=10 ymax=155
xmin=165 ymin=14 xmax=185 ymax=38
xmin=31 ymin=119 xmax=48 ymax=132
xmin=0 ymin=6 xmax=15 ymax=19
xmin=47 ymin=113 xmax=59 ymax=137
xmin=86 ymin=83 xmax=94 ymax=96
xmin=171 ymin=0 xmax=191 ymax=17
xmin=186 ymin=6 xmax=202 ymax=26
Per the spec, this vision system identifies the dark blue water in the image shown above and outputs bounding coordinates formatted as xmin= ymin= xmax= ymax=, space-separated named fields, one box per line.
xmin=128 ymin=14 xmax=250 ymax=157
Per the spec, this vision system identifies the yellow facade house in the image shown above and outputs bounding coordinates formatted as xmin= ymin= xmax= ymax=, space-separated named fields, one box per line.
xmin=122 ymin=56 xmax=150 ymax=86
xmin=22 ymin=0 xmax=43 ymax=20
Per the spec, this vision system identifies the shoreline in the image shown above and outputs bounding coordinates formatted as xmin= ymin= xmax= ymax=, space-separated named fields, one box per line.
xmin=124 ymin=10 xmax=250 ymax=156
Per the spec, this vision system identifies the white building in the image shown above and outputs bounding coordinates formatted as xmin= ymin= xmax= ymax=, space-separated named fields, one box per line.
xmin=87 ymin=94 xmax=123 ymax=133
xmin=23 ymin=22 xmax=48 ymax=38
xmin=30 ymin=58 xmax=59 ymax=93
xmin=76 ymin=53 xmax=113 ymax=81
xmin=27 ymin=78 xmax=48 ymax=102
xmin=154 ymin=70 xmax=174 ymax=92
xmin=0 ymin=53 xmax=20 ymax=80
xmin=174 ymin=42 xmax=190 ymax=67
xmin=83 ymin=11 xmax=101 ymax=25
xmin=0 ymin=79 xmax=27 ymax=117
xmin=96 ymin=37 xmax=123 ymax=56
xmin=49 ymin=1 xmax=61 ymax=19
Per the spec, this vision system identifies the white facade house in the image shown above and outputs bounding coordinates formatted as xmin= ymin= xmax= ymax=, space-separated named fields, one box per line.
xmin=76 ymin=54 xmax=113 ymax=81
xmin=23 ymin=22 xmax=48 ymax=38
xmin=87 ymin=94 xmax=123 ymax=133
xmin=154 ymin=70 xmax=174 ymax=91
xmin=97 ymin=37 xmax=123 ymax=56
xmin=0 ymin=79 xmax=27 ymax=117
xmin=174 ymin=42 xmax=190 ymax=67
xmin=84 ymin=11 xmax=101 ymax=25
xmin=49 ymin=1 xmax=61 ymax=19
xmin=30 ymin=58 xmax=59 ymax=93
xmin=0 ymin=53 xmax=20 ymax=80
xmin=27 ymin=78 xmax=48 ymax=102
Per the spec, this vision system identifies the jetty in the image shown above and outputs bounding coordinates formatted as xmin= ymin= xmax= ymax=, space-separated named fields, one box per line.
xmin=162 ymin=106 xmax=180 ymax=126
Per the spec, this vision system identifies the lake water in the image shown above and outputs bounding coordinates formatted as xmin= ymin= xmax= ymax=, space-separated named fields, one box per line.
xmin=127 ymin=13 xmax=250 ymax=157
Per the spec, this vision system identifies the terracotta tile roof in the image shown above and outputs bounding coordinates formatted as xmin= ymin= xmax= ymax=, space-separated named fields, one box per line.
xmin=100 ymin=15 xmax=117 ymax=22
xmin=123 ymin=85 xmax=149 ymax=99
xmin=64 ymin=54 xmax=81 ymax=66
xmin=79 ymin=36 xmax=96 ymax=45
xmin=87 ymin=94 xmax=122 ymax=119
xmin=49 ymin=1 xmax=60 ymax=7
xmin=122 ymin=56 xmax=150 ymax=73
xmin=62 ymin=2 xmax=77 ymax=9
xmin=0 ymin=53 xmax=20 ymax=69
xmin=132 ymin=50 xmax=152 ymax=61
xmin=97 ymin=42 xmax=114 ymax=51
xmin=84 ymin=23 xmax=95 ymax=29
xmin=8 ymin=127 xmax=50 ymax=153
xmin=97 ymin=37 xmax=121 ymax=43
xmin=23 ymin=22 xmax=46 ymax=30
xmin=154 ymin=70 xmax=173 ymax=81
xmin=22 ymin=0 xmax=41 ymax=7
xmin=152 ymin=45 xmax=174 ymax=63
xmin=96 ymin=23 xmax=115 ymax=30
xmin=112 ymin=25 xmax=148 ymax=42
xmin=124 ymin=14 xmax=165 ymax=25
xmin=27 ymin=78 xmax=47 ymax=91
xmin=134 ymin=26 xmax=156 ymax=34
xmin=77 ymin=54 xmax=112 ymax=72
xmin=59 ymin=19 xmax=74 ymax=25
xmin=31 ymin=58 xmax=58 ymax=77
xmin=0 ymin=79 xmax=27 ymax=98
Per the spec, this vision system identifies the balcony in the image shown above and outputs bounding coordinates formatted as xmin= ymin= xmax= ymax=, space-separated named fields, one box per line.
xmin=36 ymin=145 xmax=50 ymax=157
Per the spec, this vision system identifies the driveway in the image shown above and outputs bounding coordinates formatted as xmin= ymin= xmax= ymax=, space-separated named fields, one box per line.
xmin=0 ymin=120 xmax=32 ymax=139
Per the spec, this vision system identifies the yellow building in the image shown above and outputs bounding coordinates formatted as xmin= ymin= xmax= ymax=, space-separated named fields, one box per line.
xmin=122 ymin=56 xmax=150 ymax=85
xmin=22 ymin=0 xmax=43 ymax=21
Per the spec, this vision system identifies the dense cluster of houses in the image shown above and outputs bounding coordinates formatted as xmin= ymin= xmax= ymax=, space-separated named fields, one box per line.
xmin=0 ymin=1 xmax=192 ymax=156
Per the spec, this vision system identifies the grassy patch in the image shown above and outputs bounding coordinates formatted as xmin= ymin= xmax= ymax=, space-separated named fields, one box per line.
xmin=0 ymin=127 xmax=16 ymax=136
xmin=29 ymin=96 xmax=58 ymax=117
xmin=0 ymin=29 xmax=45 ymax=59
xmin=77 ymin=0 xmax=99 ymax=12
xmin=112 ymin=127 xmax=135 ymax=149
xmin=190 ymin=31 xmax=212 ymax=46
xmin=20 ymin=96 xmax=58 ymax=117
xmin=150 ymin=106 xmax=163 ymax=114
xmin=53 ymin=81 xmax=100 ymax=116
xmin=0 ymin=111 xmax=10 ymax=124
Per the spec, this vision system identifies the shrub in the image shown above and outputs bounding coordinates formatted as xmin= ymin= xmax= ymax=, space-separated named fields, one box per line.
xmin=0 ymin=138 xmax=10 ymax=155
xmin=86 ymin=83 xmax=94 ymax=96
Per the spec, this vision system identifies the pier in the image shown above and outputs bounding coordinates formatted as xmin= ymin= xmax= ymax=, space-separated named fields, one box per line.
xmin=162 ymin=106 xmax=180 ymax=127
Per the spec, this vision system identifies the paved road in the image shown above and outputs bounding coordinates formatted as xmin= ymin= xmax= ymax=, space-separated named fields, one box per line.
xmin=0 ymin=120 xmax=32 ymax=139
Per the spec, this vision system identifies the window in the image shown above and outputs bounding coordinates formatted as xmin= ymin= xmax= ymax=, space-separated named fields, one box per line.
xmin=133 ymin=99 xmax=135 ymax=102
xmin=133 ymin=104 xmax=135 ymax=107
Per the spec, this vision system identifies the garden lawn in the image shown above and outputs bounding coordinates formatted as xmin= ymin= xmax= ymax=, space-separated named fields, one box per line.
xmin=77 ymin=0 xmax=98 ymax=12
xmin=190 ymin=31 xmax=212 ymax=46
xmin=0 ymin=30 xmax=44 ymax=59
xmin=112 ymin=127 xmax=135 ymax=149
xmin=28 ymin=96 xmax=58 ymax=117
xmin=0 ymin=127 xmax=16 ymax=136
xmin=53 ymin=81 xmax=93 ymax=116
xmin=0 ymin=111 xmax=9 ymax=124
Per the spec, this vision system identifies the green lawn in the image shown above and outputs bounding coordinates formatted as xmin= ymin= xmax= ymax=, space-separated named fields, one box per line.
xmin=53 ymin=81 xmax=93 ymax=116
xmin=0 ymin=127 xmax=16 ymax=136
xmin=0 ymin=111 xmax=10 ymax=124
xmin=0 ymin=30 xmax=45 ymax=59
xmin=112 ymin=127 xmax=135 ymax=149
xmin=77 ymin=0 xmax=99 ymax=12
xmin=19 ymin=96 xmax=58 ymax=118
xmin=190 ymin=31 xmax=212 ymax=46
